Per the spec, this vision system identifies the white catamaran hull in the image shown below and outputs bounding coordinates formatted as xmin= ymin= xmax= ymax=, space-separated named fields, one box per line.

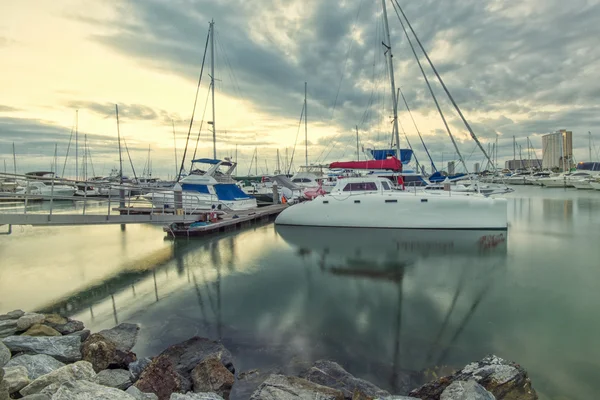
xmin=276 ymin=192 xmax=507 ymax=230
xmin=144 ymin=192 xmax=257 ymax=211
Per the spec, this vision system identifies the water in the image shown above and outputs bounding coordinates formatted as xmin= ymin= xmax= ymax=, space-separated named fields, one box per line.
xmin=1 ymin=187 xmax=599 ymax=399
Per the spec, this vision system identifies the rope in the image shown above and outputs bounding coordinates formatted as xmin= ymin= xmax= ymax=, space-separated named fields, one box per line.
xmin=398 ymin=87 xmax=437 ymax=172
xmin=288 ymin=103 xmax=306 ymax=175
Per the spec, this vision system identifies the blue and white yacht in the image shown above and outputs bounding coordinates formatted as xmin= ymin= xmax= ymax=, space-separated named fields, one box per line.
xmin=143 ymin=158 xmax=257 ymax=211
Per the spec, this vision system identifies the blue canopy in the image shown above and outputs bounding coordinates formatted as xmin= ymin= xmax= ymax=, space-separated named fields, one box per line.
xmin=192 ymin=158 xmax=233 ymax=166
xmin=370 ymin=149 xmax=413 ymax=164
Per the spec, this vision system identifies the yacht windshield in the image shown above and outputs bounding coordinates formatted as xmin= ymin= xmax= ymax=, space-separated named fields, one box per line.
xmin=343 ymin=182 xmax=378 ymax=192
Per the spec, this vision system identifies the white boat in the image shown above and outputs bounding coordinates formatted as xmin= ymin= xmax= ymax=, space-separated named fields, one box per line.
xmin=506 ymin=172 xmax=531 ymax=185
xmin=572 ymin=178 xmax=596 ymax=190
xmin=144 ymin=158 xmax=257 ymax=211
xmin=525 ymin=171 xmax=552 ymax=185
xmin=590 ymin=179 xmax=600 ymax=191
xmin=538 ymin=171 xmax=593 ymax=188
xmin=275 ymin=177 xmax=507 ymax=230
xmin=15 ymin=181 xmax=76 ymax=198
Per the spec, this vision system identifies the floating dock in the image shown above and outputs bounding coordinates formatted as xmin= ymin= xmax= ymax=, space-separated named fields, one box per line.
xmin=164 ymin=204 xmax=288 ymax=238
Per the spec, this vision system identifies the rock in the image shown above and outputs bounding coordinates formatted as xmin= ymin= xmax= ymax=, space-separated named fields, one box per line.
xmin=51 ymin=379 xmax=137 ymax=399
xmin=250 ymin=374 xmax=344 ymax=400
xmin=1 ymin=335 xmax=81 ymax=363
xmin=0 ymin=310 xmax=25 ymax=321
xmin=114 ymin=348 xmax=138 ymax=368
xmin=67 ymin=329 xmax=90 ymax=342
xmin=410 ymin=355 xmax=537 ymax=400
xmin=129 ymin=357 xmax=152 ymax=383
xmin=3 ymin=365 xmax=30 ymax=394
xmin=231 ymin=369 xmax=279 ymax=400
xmin=19 ymin=360 xmax=96 ymax=397
xmin=5 ymin=354 xmax=65 ymax=380
xmin=156 ymin=336 xmax=234 ymax=391
xmin=44 ymin=315 xmax=84 ymax=336
xmin=299 ymin=360 xmax=389 ymax=400
xmin=191 ymin=356 xmax=233 ymax=399
xmin=16 ymin=313 xmax=46 ymax=331
xmin=22 ymin=324 xmax=61 ymax=337
xmin=20 ymin=394 xmax=51 ymax=400
xmin=126 ymin=386 xmax=159 ymax=400
xmin=170 ymin=393 xmax=225 ymax=400
xmin=0 ymin=379 xmax=9 ymax=400
xmin=135 ymin=355 xmax=186 ymax=400
xmin=98 ymin=323 xmax=140 ymax=352
xmin=96 ymin=369 xmax=132 ymax=390
xmin=377 ymin=397 xmax=420 ymax=400
xmin=440 ymin=381 xmax=495 ymax=400
xmin=0 ymin=340 xmax=10 ymax=367
xmin=0 ymin=320 xmax=18 ymax=338
xmin=81 ymin=333 xmax=117 ymax=372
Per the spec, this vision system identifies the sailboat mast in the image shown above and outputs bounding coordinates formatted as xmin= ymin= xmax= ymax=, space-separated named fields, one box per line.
xmin=381 ymin=0 xmax=401 ymax=160
xmin=12 ymin=143 xmax=16 ymax=176
xmin=512 ymin=136 xmax=516 ymax=169
xmin=304 ymin=82 xmax=308 ymax=167
xmin=172 ymin=120 xmax=178 ymax=178
xmin=589 ymin=131 xmax=592 ymax=161
xmin=277 ymin=149 xmax=280 ymax=173
xmin=210 ymin=20 xmax=217 ymax=159
xmin=75 ymin=110 xmax=79 ymax=180
xmin=53 ymin=144 xmax=58 ymax=175
xmin=356 ymin=125 xmax=360 ymax=161
xmin=115 ymin=104 xmax=123 ymax=184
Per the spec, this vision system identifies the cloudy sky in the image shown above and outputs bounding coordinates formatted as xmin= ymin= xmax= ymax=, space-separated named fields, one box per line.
xmin=1 ymin=0 xmax=600 ymax=178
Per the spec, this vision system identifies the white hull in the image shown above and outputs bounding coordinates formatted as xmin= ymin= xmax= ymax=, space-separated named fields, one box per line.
xmin=539 ymin=178 xmax=571 ymax=187
xmin=590 ymin=181 xmax=600 ymax=191
xmin=144 ymin=192 xmax=257 ymax=211
xmin=572 ymin=180 xmax=593 ymax=190
xmin=506 ymin=177 xmax=529 ymax=185
xmin=276 ymin=191 xmax=507 ymax=230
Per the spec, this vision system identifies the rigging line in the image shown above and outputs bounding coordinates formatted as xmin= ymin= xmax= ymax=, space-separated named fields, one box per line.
xmin=122 ymin=137 xmax=138 ymax=181
xmin=177 ymin=25 xmax=211 ymax=182
xmin=88 ymin=143 xmax=96 ymax=177
xmin=288 ymin=103 xmax=306 ymax=175
xmin=393 ymin=0 xmax=495 ymax=174
xmin=61 ymin=121 xmax=75 ymax=178
xmin=399 ymin=86 xmax=437 ymax=171
xmin=191 ymin=83 xmax=213 ymax=164
xmin=390 ymin=0 xmax=470 ymax=177
xmin=398 ymin=117 xmax=420 ymax=172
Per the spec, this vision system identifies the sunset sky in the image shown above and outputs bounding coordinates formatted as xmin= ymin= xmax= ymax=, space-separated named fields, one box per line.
xmin=1 ymin=0 xmax=600 ymax=178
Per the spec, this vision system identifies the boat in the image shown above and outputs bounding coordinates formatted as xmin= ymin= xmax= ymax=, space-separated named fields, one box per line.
xmin=538 ymin=171 xmax=594 ymax=188
xmin=506 ymin=172 xmax=532 ymax=185
xmin=524 ymin=171 xmax=552 ymax=185
xmin=242 ymin=175 xmax=304 ymax=204
xmin=572 ymin=178 xmax=596 ymax=190
xmin=15 ymin=172 xmax=77 ymax=198
xmin=590 ymin=178 xmax=600 ymax=191
xmin=275 ymin=177 xmax=507 ymax=230
xmin=143 ymin=158 xmax=257 ymax=211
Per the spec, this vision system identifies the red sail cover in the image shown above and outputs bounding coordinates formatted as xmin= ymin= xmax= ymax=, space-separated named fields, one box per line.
xmin=329 ymin=157 xmax=402 ymax=171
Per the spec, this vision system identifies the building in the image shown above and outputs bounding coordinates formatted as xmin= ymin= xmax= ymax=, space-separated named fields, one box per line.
xmin=505 ymin=159 xmax=543 ymax=170
xmin=474 ymin=163 xmax=480 ymax=173
xmin=447 ymin=161 xmax=455 ymax=175
xmin=542 ymin=130 xmax=573 ymax=171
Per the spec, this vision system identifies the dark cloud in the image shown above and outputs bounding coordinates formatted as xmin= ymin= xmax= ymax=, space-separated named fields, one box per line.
xmin=0 ymin=105 xmax=19 ymax=113
xmin=64 ymin=101 xmax=173 ymax=122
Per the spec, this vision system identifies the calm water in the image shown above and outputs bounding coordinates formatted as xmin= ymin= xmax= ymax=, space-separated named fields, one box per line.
xmin=1 ymin=187 xmax=599 ymax=399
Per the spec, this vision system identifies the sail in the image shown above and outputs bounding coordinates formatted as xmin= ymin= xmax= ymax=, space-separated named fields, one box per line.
xmin=329 ymin=157 xmax=402 ymax=171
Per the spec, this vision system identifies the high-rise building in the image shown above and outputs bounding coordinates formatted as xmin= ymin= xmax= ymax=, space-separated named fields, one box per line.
xmin=447 ymin=161 xmax=455 ymax=175
xmin=474 ymin=163 xmax=480 ymax=173
xmin=542 ymin=130 xmax=573 ymax=171
xmin=505 ymin=159 xmax=543 ymax=170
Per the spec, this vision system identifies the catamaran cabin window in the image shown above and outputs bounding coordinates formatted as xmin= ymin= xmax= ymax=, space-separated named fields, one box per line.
xmin=342 ymin=182 xmax=378 ymax=192
xmin=381 ymin=181 xmax=391 ymax=190
xmin=292 ymin=178 xmax=313 ymax=183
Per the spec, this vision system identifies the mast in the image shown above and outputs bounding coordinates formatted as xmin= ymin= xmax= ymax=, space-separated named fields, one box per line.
xmin=12 ymin=143 xmax=16 ymax=176
xmin=512 ymin=136 xmax=516 ymax=170
xmin=304 ymin=82 xmax=308 ymax=167
xmin=381 ymin=0 xmax=401 ymax=160
xmin=356 ymin=125 xmax=360 ymax=161
xmin=53 ymin=144 xmax=58 ymax=175
xmin=172 ymin=120 xmax=178 ymax=178
xmin=276 ymin=149 xmax=280 ymax=173
xmin=115 ymin=104 xmax=123 ymax=184
xmin=210 ymin=20 xmax=217 ymax=159
xmin=84 ymin=134 xmax=88 ymax=181
xmin=589 ymin=131 xmax=592 ymax=161
xmin=75 ymin=110 xmax=79 ymax=180
xmin=255 ymin=147 xmax=258 ymax=176
xmin=495 ymin=134 xmax=498 ymax=170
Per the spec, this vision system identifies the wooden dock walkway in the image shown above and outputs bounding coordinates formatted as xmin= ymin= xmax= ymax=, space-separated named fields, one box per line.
xmin=164 ymin=204 xmax=288 ymax=238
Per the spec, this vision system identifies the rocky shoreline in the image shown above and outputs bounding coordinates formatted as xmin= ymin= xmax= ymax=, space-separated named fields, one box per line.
xmin=1 ymin=310 xmax=538 ymax=400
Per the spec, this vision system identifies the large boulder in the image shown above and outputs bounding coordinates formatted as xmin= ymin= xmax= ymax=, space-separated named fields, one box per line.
xmin=299 ymin=360 xmax=389 ymax=400
xmin=129 ymin=357 xmax=152 ymax=383
xmin=67 ymin=329 xmax=91 ymax=342
xmin=3 ymin=365 xmax=30 ymax=394
xmin=170 ymin=394 xmax=224 ymax=400
xmin=20 ymin=394 xmax=51 ymax=400
xmin=0 ymin=310 xmax=25 ymax=321
xmin=22 ymin=324 xmax=61 ymax=337
xmin=51 ymin=379 xmax=137 ymax=399
xmin=135 ymin=355 xmax=186 ymax=400
xmin=96 ymin=368 xmax=132 ymax=390
xmin=98 ymin=323 xmax=140 ymax=352
xmin=0 ymin=340 xmax=10 ymax=367
xmin=440 ymin=381 xmax=495 ymax=400
xmin=231 ymin=369 xmax=280 ymax=400
xmin=43 ymin=314 xmax=84 ymax=335
xmin=16 ymin=313 xmax=46 ymax=331
xmin=1 ymin=335 xmax=81 ymax=363
xmin=5 ymin=354 xmax=65 ymax=380
xmin=250 ymin=374 xmax=344 ymax=400
xmin=0 ymin=320 xmax=18 ymax=338
xmin=156 ymin=336 xmax=234 ymax=391
xmin=0 ymin=379 xmax=9 ymax=400
xmin=81 ymin=333 xmax=115 ymax=372
xmin=19 ymin=360 xmax=96 ymax=397
xmin=191 ymin=356 xmax=234 ymax=399
xmin=410 ymin=355 xmax=537 ymax=400
xmin=126 ymin=386 xmax=159 ymax=400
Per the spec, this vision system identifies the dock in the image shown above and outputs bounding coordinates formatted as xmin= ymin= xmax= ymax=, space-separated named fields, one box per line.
xmin=164 ymin=204 xmax=288 ymax=238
